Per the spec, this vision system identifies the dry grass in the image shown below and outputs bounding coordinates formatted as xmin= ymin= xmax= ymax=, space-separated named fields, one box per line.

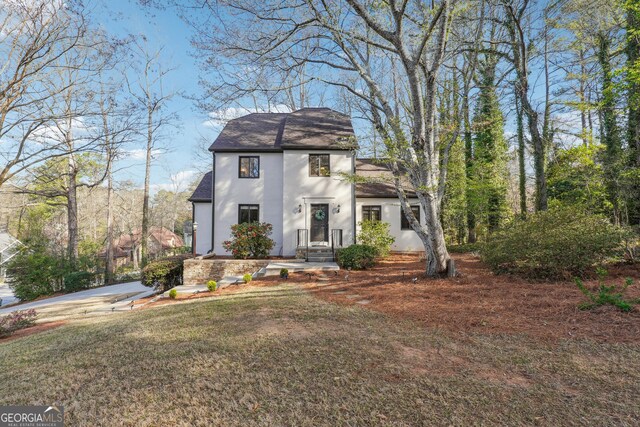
xmin=1 ymin=284 xmax=639 ymax=426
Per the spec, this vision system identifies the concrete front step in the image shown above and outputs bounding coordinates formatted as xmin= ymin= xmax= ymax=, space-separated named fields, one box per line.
xmin=308 ymin=257 xmax=334 ymax=262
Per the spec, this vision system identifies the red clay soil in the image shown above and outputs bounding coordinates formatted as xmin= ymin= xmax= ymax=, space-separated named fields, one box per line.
xmin=0 ymin=321 xmax=66 ymax=343
xmin=254 ymin=254 xmax=640 ymax=343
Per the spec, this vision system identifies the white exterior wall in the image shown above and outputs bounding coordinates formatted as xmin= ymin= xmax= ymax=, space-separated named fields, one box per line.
xmin=210 ymin=150 xmax=356 ymax=257
xmin=193 ymin=202 xmax=212 ymax=254
xmin=213 ymin=152 xmax=284 ymax=256
xmin=355 ymin=198 xmax=424 ymax=252
xmin=282 ymin=150 xmax=355 ymax=255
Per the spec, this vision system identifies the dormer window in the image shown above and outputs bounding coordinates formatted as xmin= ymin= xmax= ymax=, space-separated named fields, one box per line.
xmin=239 ymin=156 xmax=259 ymax=178
xmin=309 ymin=154 xmax=330 ymax=177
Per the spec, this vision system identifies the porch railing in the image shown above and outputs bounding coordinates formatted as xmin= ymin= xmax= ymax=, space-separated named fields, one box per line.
xmin=297 ymin=229 xmax=309 ymax=261
xmin=331 ymin=229 xmax=343 ymax=259
xmin=297 ymin=228 xmax=343 ymax=261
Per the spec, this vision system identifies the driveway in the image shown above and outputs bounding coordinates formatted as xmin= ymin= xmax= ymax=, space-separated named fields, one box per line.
xmin=0 ymin=281 xmax=154 ymax=322
xmin=0 ymin=283 xmax=18 ymax=307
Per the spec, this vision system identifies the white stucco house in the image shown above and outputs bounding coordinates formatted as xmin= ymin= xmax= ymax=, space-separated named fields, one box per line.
xmin=189 ymin=107 xmax=425 ymax=260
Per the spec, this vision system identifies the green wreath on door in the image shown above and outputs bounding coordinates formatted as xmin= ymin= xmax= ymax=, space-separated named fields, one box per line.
xmin=314 ymin=210 xmax=326 ymax=221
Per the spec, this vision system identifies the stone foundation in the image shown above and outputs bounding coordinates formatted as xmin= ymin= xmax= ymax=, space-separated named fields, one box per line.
xmin=183 ymin=258 xmax=270 ymax=285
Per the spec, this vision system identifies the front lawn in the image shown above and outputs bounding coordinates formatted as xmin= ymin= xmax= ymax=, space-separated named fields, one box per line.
xmin=0 ymin=282 xmax=638 ymax=425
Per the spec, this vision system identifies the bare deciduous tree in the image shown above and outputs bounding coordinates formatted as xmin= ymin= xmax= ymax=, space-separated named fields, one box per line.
xmin=127 ymin=41 xmax=177 ymax=267
xmin=0 ymin=0 xmax=85 ymax=189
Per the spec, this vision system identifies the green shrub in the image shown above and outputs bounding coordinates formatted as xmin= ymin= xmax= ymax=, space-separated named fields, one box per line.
xmin=357 ymin=220 xmax=395 ymax=257
xmin=243 ymin=273 xmax=253 ymax=283
xmin=168 ymin=288 xmax=177 ymax=299
xmin=575 ymin=270 xmax=638 ymax=312
xmin=222 ymin=222 xmax=275 ymax=259
xmin=141 ymin=255 xmax=192 ymax=292
xmin=335 ymin=244 xmax=378 ymax=270
xmin=481 ymin=207 xmax=625 ymax=280
xmin=0 ymin=309 xmax=37 ymax=338
xmin=64 ymin=271 xmax=95 ymax=293
xmin=6 ymin=248 xmax=71 ymax=301
xmin=207 ymin=280 xmax=217 ymax=292
xmin=448 ymin=243 xmax=480 ymax=254
xmin=279 ymin=268 xmax=289 ymax=278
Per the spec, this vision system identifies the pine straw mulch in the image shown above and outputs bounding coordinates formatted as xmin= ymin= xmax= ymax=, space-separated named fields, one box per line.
xmin=0 ymin=321 xmax=67 ymax=343
xmin=253 ymin=253 xmax=640 ymax=343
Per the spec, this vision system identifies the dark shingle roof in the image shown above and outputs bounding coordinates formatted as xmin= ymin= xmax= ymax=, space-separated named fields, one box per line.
xmin=280 ymin=108 xmax=356 ymax=149
xmin=208 ymin=108 xmax=356 ymax=152
xmin=189 ymin=171 xmax=213 ymax=202
xmin=355 ymin=159 xmax=416 ymax=198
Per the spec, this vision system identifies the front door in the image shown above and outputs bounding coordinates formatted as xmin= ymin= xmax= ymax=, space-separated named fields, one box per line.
xmin=310 ymin=204 xmax=329 ymax=243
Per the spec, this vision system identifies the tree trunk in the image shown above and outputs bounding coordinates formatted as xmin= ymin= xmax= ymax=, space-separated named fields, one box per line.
xmin=515 ymin=94 xmax=527 ymax=217
xmin=104 ymin=158 xmax=114 ymax=285
xmin=505 ymin=3 xmax=548 ymax=211
xmin=463 ymin=89 xmax=476 ymax=242
xmin=422 ymin=196 xmax=450 ymax=276
xmin=597 ymin=33 xmax=622 ymax=224
xmin=627 ymin=3 xmax=640 ymax=225
xmin=67 ymin=154 xmax=79 ymax=262
xmin=140 ymin=107 xmax=153 ymax=267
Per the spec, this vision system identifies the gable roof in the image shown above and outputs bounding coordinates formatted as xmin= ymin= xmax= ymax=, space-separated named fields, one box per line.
xmin=355 ymin=159 xmax=417 ymax=198
xmin=103 ymin=227 xmax=185 ymax=258
xmin=189 ymin=171 xmax=212 ymax=202
xmin=208 ymin=107 xmax=357 ymax=152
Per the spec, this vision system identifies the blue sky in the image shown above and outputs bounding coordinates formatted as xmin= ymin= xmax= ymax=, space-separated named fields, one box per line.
xmin=96 ymin=0 xmax=211 ymax=193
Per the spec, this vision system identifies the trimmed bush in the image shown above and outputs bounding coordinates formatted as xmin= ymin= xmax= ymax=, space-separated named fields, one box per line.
xmin=335 ymin=244 xmax=378 ymax=270
xmin=168 ymin=288 xmax=177 ymax=299
xmin=222 ymin=222 xmax=275 ymax=259
xmin=481 ymin=207 xmax=625 ymax=280
xmin=207 ymin=280 xmax=217 ymax=292
xmin=64 ymin=271 xmax=95 ymax=293
xmin=141 ymin=255 xmax=192 ymax=292
xmin=243 ymin=273 xmax=253 ymax=284
xmin=357 ymin=220 xmax=395 ymax=257
xmin=280 ymin=268 xmax=289 ymax=279
xmin=0 ymin=309 xmax=37 ymax=338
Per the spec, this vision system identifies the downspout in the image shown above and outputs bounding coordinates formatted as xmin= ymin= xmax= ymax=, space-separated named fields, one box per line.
xmin=191 ymin=203 xmax=195 ymax=252
xmin=351 ymin=152 xmax=357 ymax=244
xmin=211 ymin=152 xmax=215 ymax=253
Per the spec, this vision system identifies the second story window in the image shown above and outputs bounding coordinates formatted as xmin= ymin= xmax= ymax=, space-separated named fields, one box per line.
xmin=309 ymin=154 xmax=330 ymax=177
xmin=239 ymin=156 xmax=260 ymax=178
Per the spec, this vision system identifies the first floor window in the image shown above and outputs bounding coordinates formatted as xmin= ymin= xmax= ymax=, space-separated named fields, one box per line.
xmin=309 ymin=154 xmax=330 ymax=176
xmin=238 ymin=204 xmax=259 ymax=223
xmin=401 ymin=205 xmax=421 ymax=230
xmin=239 ymin=156 xmax=260 ymax=178
xmin=362 ymin=205 xmax=381 ymax=222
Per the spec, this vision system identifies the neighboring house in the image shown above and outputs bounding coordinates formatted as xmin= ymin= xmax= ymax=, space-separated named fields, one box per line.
xmin=189 ymin=107 xmax=425 ymax=260
xmin=0 ymin=229 xmax=21 ymax=280
xmin=102 ymin=226 xmax=185 ymax=269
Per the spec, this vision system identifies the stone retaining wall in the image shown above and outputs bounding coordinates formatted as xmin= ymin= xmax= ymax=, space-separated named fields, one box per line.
xmin=183 ymin=258 xmax=270 ymax=285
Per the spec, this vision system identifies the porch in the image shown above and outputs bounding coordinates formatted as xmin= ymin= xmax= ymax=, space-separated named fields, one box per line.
xmin=296 ymin=228 xmax=344 ymax=262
